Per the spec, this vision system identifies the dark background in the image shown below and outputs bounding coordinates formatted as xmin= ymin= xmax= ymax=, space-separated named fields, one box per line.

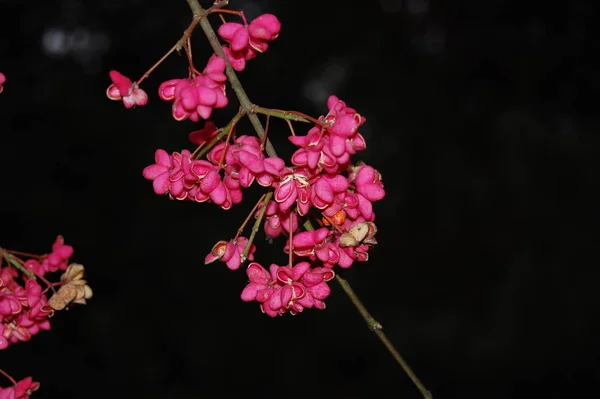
xmin=1 ymin=0 xmax=599 ymax=398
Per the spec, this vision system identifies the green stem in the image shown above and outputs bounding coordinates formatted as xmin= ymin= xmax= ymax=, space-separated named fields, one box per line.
xmin=184 ymin=2 xmax=432 ymax=397
xmin=193 ymin=109 xmax=244 ymax=160
xmin=241 ymin=192 xmax=272 ymax=262
xmin=335 ymin=273 xmax=432 ymax=399
xmin=302 ymin=221 xmax=432 ymax=398
xmin=186 ymin=0 xmax=277 ymax=158
xmin=1 ymin=251 xmax=36 ymax=280
xmin=252 ymin=106 xmax=312 ymax=123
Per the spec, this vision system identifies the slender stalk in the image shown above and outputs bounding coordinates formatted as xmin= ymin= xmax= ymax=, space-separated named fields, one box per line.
xmin=1 ymin=250 xmax=35 ymax=280
xmin=137 ymin=42 xmax=178 ymax=85
xmin=137 ymin=1 xmax=229 ymax=85
xmin=193 ymin=109 xmax=244 ymax=160
xmin=241 ymin=192 xmax=272 ymax=262
xmin=0 ymin=368 xmax=16 ymax=386
xmin=335 ymin=273 xmax=432 ymax=399
xmin=234 ymin=193 xmax=266 ymax=241
xmin=303 ymin=220 xmax=432 ymax=399
xmin=252 ymin=106 xmax=312 ymax=124
xmin=184 ymin=2 xmax=432 ymax=397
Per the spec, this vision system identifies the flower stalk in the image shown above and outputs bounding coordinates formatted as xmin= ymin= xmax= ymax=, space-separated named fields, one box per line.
xmin=241 ymin=191 xmax=272 ymax=263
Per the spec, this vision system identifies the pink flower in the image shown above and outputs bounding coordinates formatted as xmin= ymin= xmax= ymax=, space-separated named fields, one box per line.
xmin=352 ymin=164 xmax=385 ymax=202
xmin=0 ymin=240 xmax=77 ymax=350
xmin=218 ymin=22 xmax=251 ymax=52
xmin=290 ymin=228 xmax=330 ymax=257
xmin=204 ymin=237 xmax=255 ymax=270
xmin=217 ymin=14 xmax=281 ymax=71
xmin=142 ymin=149 xmax=171 ymax=195
xmin=0 ymin=376 xmax=40 ymax=399
xmin=273 ymin=167 xmax=313 ymax=215
xmin=311 ymin=173 xmax=349 ymax=210
xmin=241 ymin=262 xmax=333 ymax=317
xmin=298 ymin=266 xmax=335 ymax=310
xmin=248 ymin=14 xmax=281 ymax=52
xmin=288 ymin=228 xmax=341 ymax=267
xmin=0 ymin=72 xmax=5 ymax=93
xmin=106 ymin=70 xmax=148 ymax=108
xmin=240 ymin=262 xmax=277 ymax=304
xmin=144 ymin=141 xmax=278 ymax=210
xmin=255 ymin=200 xmax=298 ymax=239
xmin=46 ymin=235 xmax=73 ymax=273
xmin=289 ymin=95 xmax=368 ymax=173
xmin=158 ymin=56 xmax=228 ymax=121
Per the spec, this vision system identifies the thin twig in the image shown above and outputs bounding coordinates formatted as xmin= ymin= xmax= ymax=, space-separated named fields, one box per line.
xmin=241 ymin=192 xmax=272 ymax=262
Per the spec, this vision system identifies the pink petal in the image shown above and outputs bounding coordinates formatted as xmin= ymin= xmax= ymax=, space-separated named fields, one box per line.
xmin=357 ymin=194 xmax=374 ymax=221
xmin=142 ymin=164 xmax=168 ymax=180
xmin=274 ymin=179 xmax=294 ymax=203
xmin=241 ymin=284 xmax=262 ymax=301
xmin=327 ymin=174 xmax=349 ymax=192
xmin=218 ymin=22 xmax=245 ymax=42
xmin=200 ymin=169 xmax=220 ymax=193
xmin=263 ymin=157 xmax=285 ymax=175
xmin=292 ymin=231 xmax=316 ymax=248
xmin=238 ymin=150 xmax=265 ymax=174
xmin=291 ymin=149 xmax=308 ymax=166
xmin=196 ymin=86 xmax=218 ymax=106
xmin=196 ymin=104 xmax=213 ymax=120
xmin=209 ymin=181 xmax=228 ymax=204
xmin=302 ymin=271 xmax=324 ymax=286
xmin=231 ymin=26 xmax=250 ymax=52
xmin=268 ymin=287 xmax=283 ymax=311
xmin=109 ymin=70 xmax=132 ymax=96
xmin=314 ymin=178 xmax=334 ymax=203
xmin=288 ymin=135 xmax=308 ymax=147
xmin=327 ymin=95 xmax=341 ymax=110
xmin=329 ymin=134 xmax=347 ymax=157
xmin=314 ymin=227 xmax=329 ymax=243
xmin=331 ymin=114 xmax=358 ymax=137
xmin=204 ymin=55 xmax=226 ymax=74
xmin=131 ymin=87 xmax=148 ymax=106
xmin=308 ymin=281 xmax=331 ymax=300
xmin=279 ymin=284 xmax=294 ymax=307
xmin=307 ymin=150 xmax=320 ymax=169
xmin=291 ymin=262 xmax=310 ymax=280
xmin=152 ymin=172 xmax=170 ymax=194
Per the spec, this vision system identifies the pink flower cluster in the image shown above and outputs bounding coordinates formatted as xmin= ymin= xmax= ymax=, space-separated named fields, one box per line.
xmin=106 ymin=70 xmax=148 ymax=108
xmin=0 ymin=376 xmax=39 ymax=399
xmin=143 ymin=134 xmax=284 ymax=210
xmin=158 ymin=55 xmax=228 ymax=122
xmin=218 ymin=14 xmax=281 ymax=71
xmin=186 ymin=96 xmax=385 ymax=317
xmin=290 ymin=96 xmax=367 ymax=173
xmin=106 ymin=11 xmax=280 ymax=121
xmin=0 ymin=72 xmax=5 ymax=94
xmin=115 ymin=5 xmax=385 ymax=318
xmin=0 ymin=236 xmax=73 ymax=350
xmin=241 ymin=262 xmax=333 ymax=316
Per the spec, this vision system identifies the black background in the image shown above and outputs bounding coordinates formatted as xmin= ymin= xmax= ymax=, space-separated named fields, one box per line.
xmin=1 ymin=0 xmax=599 ymax=398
